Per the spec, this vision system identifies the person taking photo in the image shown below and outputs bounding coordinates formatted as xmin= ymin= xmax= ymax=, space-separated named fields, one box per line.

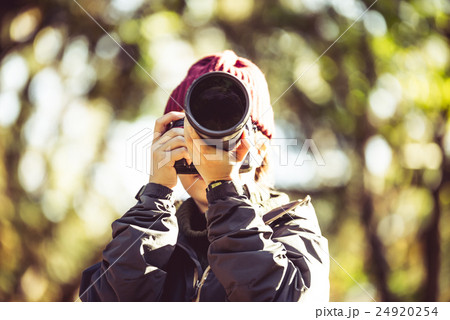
xmin=79 ymin=50 xmax=330 ymax=302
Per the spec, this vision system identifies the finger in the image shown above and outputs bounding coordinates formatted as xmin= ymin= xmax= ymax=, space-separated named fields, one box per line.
xmin=183 ymin=118 xmax=201 ymax=142
xmin=153 ymin=127 xmax=184 ymax=146
xmin=154 ymin=145 xmax=191 ymax=169
xmin=183 ymin=118 xmax=196 ymax=154
xmin=160 ymin=135 xmax=187 ymax=152
xmin=153 ymin=112 xmax=185 ymax=142
xmin=167 ymin=147 xmax=191 ymax=165
xmin=184 ymin=119 xmax=216 ymax=156
xmin=233 ymin=130 xmax=252 ymax=162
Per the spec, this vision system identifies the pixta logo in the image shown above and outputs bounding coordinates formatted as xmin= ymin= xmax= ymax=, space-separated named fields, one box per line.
xmin=126 ymin=127 xmax=325 ymax=174
xmin=125 ymin=127 xmax=155 ymax=175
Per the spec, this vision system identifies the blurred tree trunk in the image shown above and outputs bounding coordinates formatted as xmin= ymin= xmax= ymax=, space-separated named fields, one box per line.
xmin=423 ymin=180 xmax=441 ymax=301
xmin=421 ymin=112 xmax=446 ymax=301
xmin=356 ymin=34 xmax=394 ymax=302
xmin=360 ymin=192 xmax=394 ymax=301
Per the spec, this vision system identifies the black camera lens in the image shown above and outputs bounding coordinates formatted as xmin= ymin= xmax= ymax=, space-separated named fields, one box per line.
xmin=173 ymin=71 xmax=252 ymax=174
xmin=184 ymin=71 xmax=251 ymax=150
xmin=189 ymin=76 xmax=246 ymax=132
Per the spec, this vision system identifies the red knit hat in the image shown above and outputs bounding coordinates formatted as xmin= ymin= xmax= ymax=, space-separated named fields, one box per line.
xmin=163 ymin=50 xmax=274 ymax=139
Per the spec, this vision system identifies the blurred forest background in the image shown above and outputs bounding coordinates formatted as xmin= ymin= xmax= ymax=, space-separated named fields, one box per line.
xmin=0 ymin=0 xmax=449 ymax=302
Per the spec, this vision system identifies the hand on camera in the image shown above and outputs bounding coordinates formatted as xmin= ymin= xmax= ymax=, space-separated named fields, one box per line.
xmin=184 ymin=118 xmax=251 ymax=185
xmin=149 ymin=112 xmax=192 ymax=189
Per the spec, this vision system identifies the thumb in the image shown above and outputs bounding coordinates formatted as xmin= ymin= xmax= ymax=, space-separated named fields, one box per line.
xmin=234 ymin=130 xmax=251 ymax=162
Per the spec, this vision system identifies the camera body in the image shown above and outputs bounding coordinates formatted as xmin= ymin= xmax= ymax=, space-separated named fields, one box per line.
xmin=170 ymin=118 xmax=253 ymax=174
xmin=170 ymin=71 xmax=254 ymax=175
xmin=169 ymin=118 xmax=199 ymax=174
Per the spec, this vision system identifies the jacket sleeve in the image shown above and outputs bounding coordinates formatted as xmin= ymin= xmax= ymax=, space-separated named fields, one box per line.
xmin=205 ymin=182 xmax=330 ymax=302
xmin=79 ymin=183 xmax=178 ymax=301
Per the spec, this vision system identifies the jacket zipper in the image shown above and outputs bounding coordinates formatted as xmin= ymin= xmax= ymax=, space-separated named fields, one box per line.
xmin=194 ymin=265 xmax=211 ymax=302
xmin=192 ymin=267 xmax=199 ymax=289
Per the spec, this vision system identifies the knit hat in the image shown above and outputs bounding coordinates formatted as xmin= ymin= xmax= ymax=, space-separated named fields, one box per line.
xmin=164 ymin=50 xmax=274 ymax=139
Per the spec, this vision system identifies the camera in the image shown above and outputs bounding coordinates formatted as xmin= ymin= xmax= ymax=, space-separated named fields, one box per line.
xmin=170 ymin=71 xmax=254 ymax=174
